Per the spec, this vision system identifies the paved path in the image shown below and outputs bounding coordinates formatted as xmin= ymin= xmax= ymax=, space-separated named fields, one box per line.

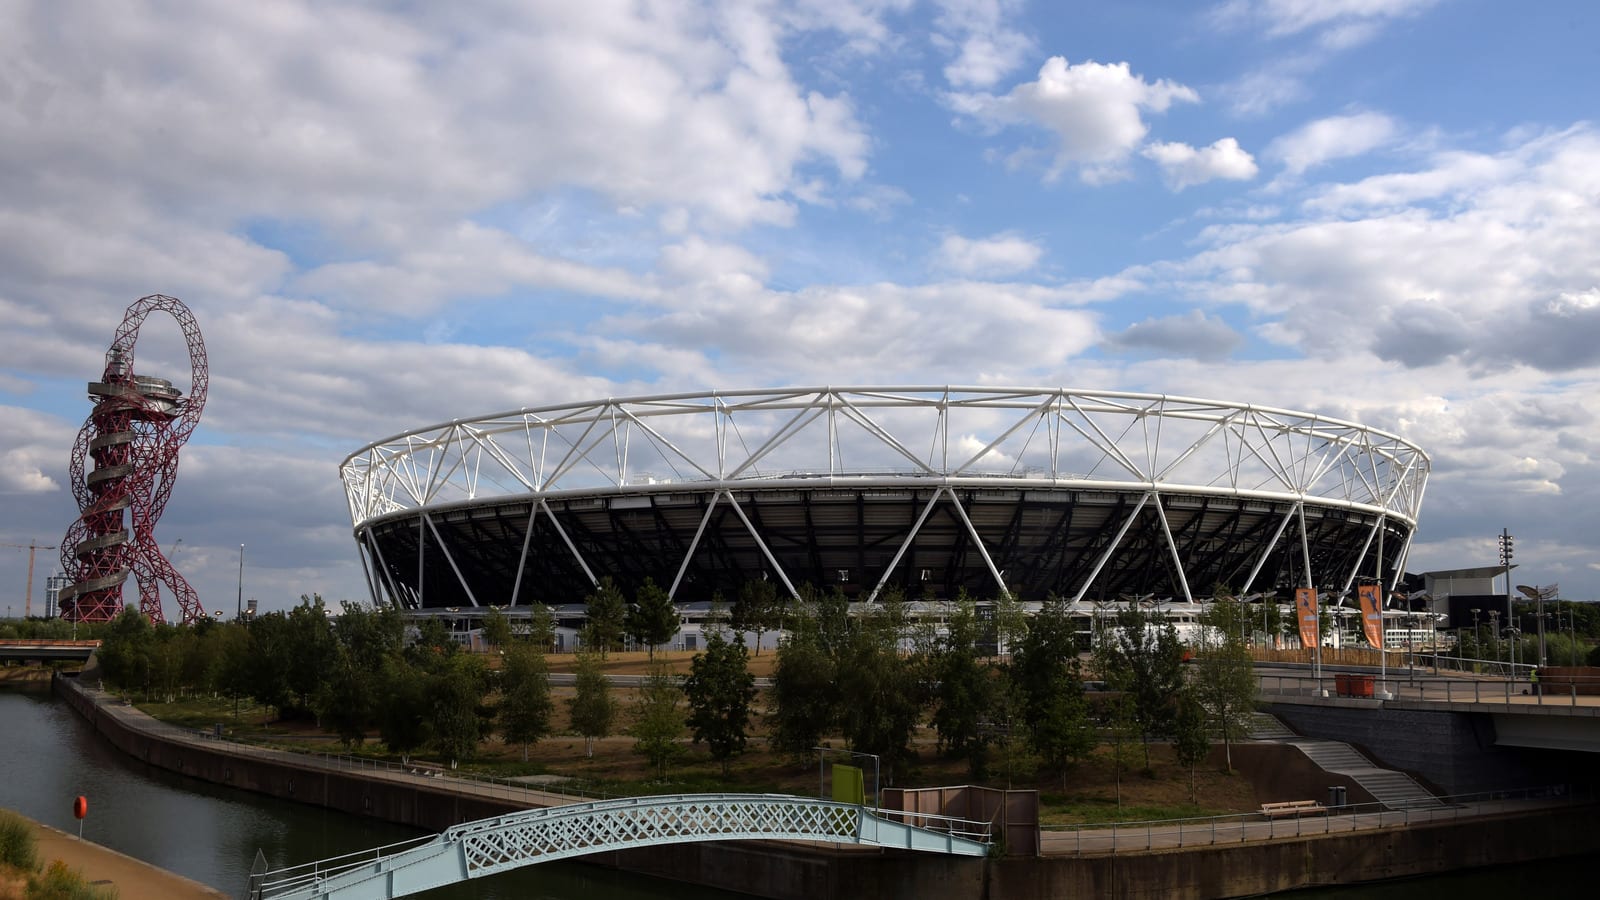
xmin=19 ymin=815 xmax=228 ymax=899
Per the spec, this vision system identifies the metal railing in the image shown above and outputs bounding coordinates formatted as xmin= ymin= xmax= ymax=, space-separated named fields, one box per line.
xmin=1040 ymin=784 xmax=1593 ymax=856
xmin=1254 ymin=668 xmax=1600 ymax=711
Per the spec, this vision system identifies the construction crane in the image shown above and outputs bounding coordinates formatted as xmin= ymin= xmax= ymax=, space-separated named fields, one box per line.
xmin=2 ymin=541 xmax=58 ymax=618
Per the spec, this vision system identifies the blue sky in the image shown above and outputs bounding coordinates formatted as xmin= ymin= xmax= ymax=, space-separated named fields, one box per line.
xmin=3 ymin=0 xmax=1599 ymax=615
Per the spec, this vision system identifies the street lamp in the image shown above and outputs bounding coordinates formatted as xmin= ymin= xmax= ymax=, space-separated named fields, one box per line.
xmin=1497 ymin=528 xmax=1514 ymax=626
xmin=236 ymin=544 xmax=245 ymax=620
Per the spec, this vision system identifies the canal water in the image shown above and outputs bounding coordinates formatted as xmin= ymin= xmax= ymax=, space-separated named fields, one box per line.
xmin=0 ymin=686 xmax=748 ymax=898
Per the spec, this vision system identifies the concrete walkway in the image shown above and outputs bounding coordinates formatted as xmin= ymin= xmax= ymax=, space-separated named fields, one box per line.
xmin=18 ymin=814 xmax=228 ymax=899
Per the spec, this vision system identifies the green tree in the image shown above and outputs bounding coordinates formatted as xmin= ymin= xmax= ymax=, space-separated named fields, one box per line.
xmin=1193 ymin=598 xmax=1259 ymax=771
xmin=285 ymin=595 xmax=340 ymax=715
xmin=243 ymin=612 xmax=296 ymax=716
xmin=768 ymin=602 xmax=840 ymax=761
xmin=498 ymin=643 xmax=553 ymax=761
xmin=427 ymin=654 xmax=492 ymax=766
xmin=317 ymin=644 xmax=376 ymax=748
xmin=568 ymin=649 xmax=615 ymax=757
xmin=582 ymin=577 xmax=626 ymax=658
xmin=929 ymin=599 xmax=996 ymax=778
xmin=1097 ymin=605 xmax=1185 ymax=769
xmin=630 ymin=660 xmax=685 ymax=779
xmin=481 ymin=606 xmax=514 ymax=651
xmin=683 ymin=632 xmax=757 ymax=775
xmin=1105 ymin=695 xmax=1143 ymax=812
xmin=626 ymin=577 xmax=679 ymax=659
xmin=1009 ymin=599 xmax=1094 ymax=787
xmin=379 ymin=660 xmax=430 ymax=760
xmin=1172 ymin=690 xmax=1211 ymax=803
xmin=835 ymin=599 xmax=924 ymax=785
xmin=731 ymin=579 xmax=780 ymax=656
xmin=525 ymin=603 xmax=556 ymax=651
xmin=992 ymin=590 xmax=1028 ymax=659
xmin=96 ymin=606 xmax=154 ymax=696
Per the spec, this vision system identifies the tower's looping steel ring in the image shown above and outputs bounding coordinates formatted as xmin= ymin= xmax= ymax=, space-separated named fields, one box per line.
xmin=60 ymin=295 xmax=208 ymax=624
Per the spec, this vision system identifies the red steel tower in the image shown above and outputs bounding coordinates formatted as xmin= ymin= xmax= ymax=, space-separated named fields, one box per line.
xmin=58 ymin=295 xmax=209 ymax=624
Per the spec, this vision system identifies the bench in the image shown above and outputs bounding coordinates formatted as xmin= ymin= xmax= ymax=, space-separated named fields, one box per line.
xmin=1259 ymin=800 xmax=1327 ymax=819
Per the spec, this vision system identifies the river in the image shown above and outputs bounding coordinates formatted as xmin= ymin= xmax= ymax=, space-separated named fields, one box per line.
xmin=0 ymin=685 xmax=749 ymax=898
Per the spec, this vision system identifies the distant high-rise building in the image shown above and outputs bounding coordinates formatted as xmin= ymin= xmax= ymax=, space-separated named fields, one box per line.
xmin=45 ymin=574 xmax=71 ymax=620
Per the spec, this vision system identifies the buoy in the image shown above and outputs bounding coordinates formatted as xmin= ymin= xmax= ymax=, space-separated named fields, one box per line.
xmin=73 ymin=795 xmax=87 ymax=840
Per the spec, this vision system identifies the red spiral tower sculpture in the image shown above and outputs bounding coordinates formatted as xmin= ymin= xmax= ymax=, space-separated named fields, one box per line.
xmin=58 ymin=295 xmax=209 ymax=624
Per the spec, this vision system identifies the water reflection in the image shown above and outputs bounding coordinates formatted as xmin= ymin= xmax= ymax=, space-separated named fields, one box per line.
xmin=0 ymin=687 xmax=747 ymax=898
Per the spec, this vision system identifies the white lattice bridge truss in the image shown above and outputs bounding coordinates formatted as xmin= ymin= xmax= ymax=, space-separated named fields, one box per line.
xmin=252 ymin=793 xmax=992 ymax=900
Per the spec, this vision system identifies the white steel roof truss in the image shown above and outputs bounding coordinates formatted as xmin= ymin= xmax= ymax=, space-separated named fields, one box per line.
xmin=460 ymin=425 xmax=534 ymax=494
xmin=725 ymin=396 xmax=829 ymax=481
xmin=941 ymin=486 xmax=1009 ymax=597
xmin=832 ymin=393 xmax=934 ymax=475
xmin=541 ymin=410 xmax=620 ymax=490
xmin=1152 ymin=408 xmax=1236 ymax=486
xmin=617 ymin=406 xmax=716 ymax=482
xmin=954 ymin=394 xmax=1054 ymax=475
xmin=1057 ymin=396 xmax=1146 ymax=481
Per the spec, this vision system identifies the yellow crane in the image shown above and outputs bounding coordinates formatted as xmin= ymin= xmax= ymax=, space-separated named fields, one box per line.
xmin=2 ymin=541 xmax=58 ymax=618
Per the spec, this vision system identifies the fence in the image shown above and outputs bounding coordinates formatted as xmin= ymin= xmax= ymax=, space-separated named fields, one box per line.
xmin=1040 ymin=784 xmax=1594 ymax=856
xmin=1254 ymin=669 xmax=1600 ymax=709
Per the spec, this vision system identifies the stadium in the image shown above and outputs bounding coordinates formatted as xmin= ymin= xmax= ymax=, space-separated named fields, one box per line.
xmin=338 ymin=386 xmax=1430 ymax=614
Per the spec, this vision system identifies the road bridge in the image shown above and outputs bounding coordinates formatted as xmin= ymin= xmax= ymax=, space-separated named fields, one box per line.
xmin=249 ymin=792 xmax=991 ymax=900
xmin=0 ymin=639 xmax=99 ymax=663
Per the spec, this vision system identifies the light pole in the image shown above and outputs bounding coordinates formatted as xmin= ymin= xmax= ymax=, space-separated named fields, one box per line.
xmin=1497 ymin=528 xmax=1514 ymax=629
xmin=236 ymin=544 xmax=245 ymax=620
xmin=1471 ymin=608 xmax=1482 ymax=659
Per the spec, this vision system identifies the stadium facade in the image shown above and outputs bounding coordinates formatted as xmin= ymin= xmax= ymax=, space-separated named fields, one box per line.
xmin=339 ymin=387 xmax=1430 ymax=611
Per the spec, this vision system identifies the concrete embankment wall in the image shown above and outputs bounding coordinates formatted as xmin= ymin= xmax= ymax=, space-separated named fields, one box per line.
xmin=1266 ymin=701 xmax=1595 ymax=795
xmin=56 ymin=675 xmax=1600 ymax=900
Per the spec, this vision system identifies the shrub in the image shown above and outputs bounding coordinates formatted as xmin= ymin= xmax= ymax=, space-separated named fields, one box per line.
xmin=29 ymin=859 xmax=118 ymax=899
xmin=0 ymin=810 xmax=38 ymax=872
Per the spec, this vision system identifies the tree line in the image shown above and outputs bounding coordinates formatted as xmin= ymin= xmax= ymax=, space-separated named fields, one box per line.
xmin=86 ymin=588 xmax=1265 ymax=797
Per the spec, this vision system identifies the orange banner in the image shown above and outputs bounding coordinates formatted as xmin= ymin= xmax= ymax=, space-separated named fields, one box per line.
xmin=1357 ymin=584 xmax=1383 ymax=648
xmin=1295 ymin=587 xmax=1319 ymax=649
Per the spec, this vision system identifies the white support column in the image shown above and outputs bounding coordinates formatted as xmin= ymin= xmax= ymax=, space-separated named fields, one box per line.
xmin=867 ymin=488 xmax=947 ymax=602
xmin=943 ymin=488 xmax=1009 ymax=597
xmin=1151 ymin=493 xmax=1194 ymax=604
xmin=424 ymin=512 xmax=480 ymax=607
xmin=509 ymin=501 xmax=540 ymax=607
xmin=538 ymin=499 xmax=599 ymax=589
xmin=1071 ymin=493 xmax=1151 ymax=603
xmin=1339 ymin=516 xmax=1383 ymax=598
xmin=669 ymin=493 xmax=722 ymax=599
xmin=355 ymin=537 xmax=383 ymax=608
xmin=366 ymin=526 xmax=407 ymax=608
xmin=722 ymin=491 xmax=802 ymax=601
xmin=1239 ymin=506 xmax=1297 ymax=596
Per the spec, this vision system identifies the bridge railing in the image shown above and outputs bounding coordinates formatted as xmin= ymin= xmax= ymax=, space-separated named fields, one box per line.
xmin=1039 ymin=784 xmax=1594 ymax=856
xmin=252 ymin=833 xmax=439 ymax=898
xmin=1254 ymin=671 xmax=1600 ymax=710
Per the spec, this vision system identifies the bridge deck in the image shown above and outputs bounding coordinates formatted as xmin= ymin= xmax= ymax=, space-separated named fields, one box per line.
xmin=252 ymin=793 xmax=991 ymax=900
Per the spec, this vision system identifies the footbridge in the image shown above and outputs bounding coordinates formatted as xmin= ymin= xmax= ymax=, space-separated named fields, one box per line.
xmin=249 ymin=792 xmax=992 ymax=900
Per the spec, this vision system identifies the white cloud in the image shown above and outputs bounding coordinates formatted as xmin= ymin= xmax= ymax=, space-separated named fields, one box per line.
xmin=931 ymin=0 xmax=1035 ymax=89
xmin=1267 ymin=111 xmax=1397 ymax=174
xmin=1103 ymin=311 xmax=1243 ymax=360
xmin=937 ymin=233 xmax=1043 ymax=276
xmin=1210 ymin=0 xmax=1443 ymax=48
xmin=948 ymin=56 xmax=1199 ymax=182
xmin=1143 ymin=138 xmax=1260 ymax=190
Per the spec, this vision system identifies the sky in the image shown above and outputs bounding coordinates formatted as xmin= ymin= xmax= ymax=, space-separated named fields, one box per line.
xmin=2 ymin=0 xmax=1599 ymax=617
